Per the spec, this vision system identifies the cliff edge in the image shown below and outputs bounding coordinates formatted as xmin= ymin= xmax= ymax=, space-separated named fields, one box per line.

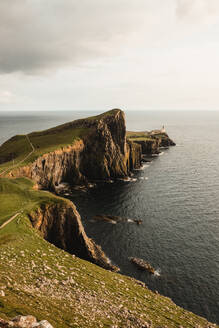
xmin=0 ymin=109 xmax=142 ymax=190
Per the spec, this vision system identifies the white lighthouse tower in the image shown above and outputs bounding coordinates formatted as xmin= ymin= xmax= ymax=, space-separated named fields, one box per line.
xmin=161 ymin=125 xmax=166 ymax=133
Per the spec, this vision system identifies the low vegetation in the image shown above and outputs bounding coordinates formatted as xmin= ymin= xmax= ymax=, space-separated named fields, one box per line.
xmin=0 ymin=111 xmax=215 ymax=327
xmin=0 ymin=178 xmax=63 ymax=226
xmin=0 ymin=178 xmax=217 ymax=327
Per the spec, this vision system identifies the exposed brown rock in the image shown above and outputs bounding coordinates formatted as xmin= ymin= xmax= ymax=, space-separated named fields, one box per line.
xmin=134 ymin=138 xmax=161 ymax=155
xmin=28 ymin=202 xmax=119 ymax=272
xmin=130 ymin=257 xmax=155 ymax=274
xmin=9 ymin=109 xmax=137 ymax=189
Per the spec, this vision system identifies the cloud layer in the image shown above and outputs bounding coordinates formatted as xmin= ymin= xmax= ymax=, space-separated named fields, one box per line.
xmin=1 ymin=0 xmax=219 ymax=110
xmin=0 ymin=0 xmax=154 ymax=73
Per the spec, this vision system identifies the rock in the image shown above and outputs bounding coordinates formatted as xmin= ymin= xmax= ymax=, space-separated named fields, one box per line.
xmin=32 ymin=320 xmax=54 ymax=328
xmin=134 ymin=138 xmax=160 ymax=155
xmin=0 ymin=317 xmax=54 ymax=328
xmin=0 ymin=318 xmax=9 ymax=327
xmin=92 ymin=214 xmax=142 ymax=225
xmin=0 ymin=290 xmax=5 ymax=296
xmin=130 ymin=257 xmax=155 ymax=274
xmin=28 ymin=203 xmax=119 ymax=272
xmin=11 ymin=109 xmax=138 ymax=189
xmin=11 ymin=315 xmax=37 ymax=327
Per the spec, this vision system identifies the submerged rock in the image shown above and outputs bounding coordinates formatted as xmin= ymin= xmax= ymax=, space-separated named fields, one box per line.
xmin=92 ymin=214 xmax=142 ymax=225
xmin=28 ymin=203 xmax=119 ymax=272
xmin=130 ymin=257 xmax=155 ymax=274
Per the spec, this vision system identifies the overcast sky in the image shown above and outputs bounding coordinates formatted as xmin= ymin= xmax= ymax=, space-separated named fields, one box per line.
xmin=1 ymin=0 xmax=219 ymax=111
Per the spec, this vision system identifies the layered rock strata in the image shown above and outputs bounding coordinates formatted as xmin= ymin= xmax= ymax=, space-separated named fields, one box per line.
xmin=10 ymin=110 xmax=137 ymax=190
xmin=28 ymin=201 xmax=119 ymax=272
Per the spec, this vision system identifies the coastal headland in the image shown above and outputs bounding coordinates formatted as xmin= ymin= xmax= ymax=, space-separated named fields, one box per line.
xmin=0 ymin=109 xmax=217 ymax=328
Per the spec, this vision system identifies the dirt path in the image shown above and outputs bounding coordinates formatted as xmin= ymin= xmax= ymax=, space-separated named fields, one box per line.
xmin=0 ymin=135 xmax=35 ymax=177
xmin=0 ymin=213 xmax=20 ymax=230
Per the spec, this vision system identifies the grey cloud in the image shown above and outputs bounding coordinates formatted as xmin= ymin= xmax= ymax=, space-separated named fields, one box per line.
xmin=0 ymin=0 xmax=151 ymax=74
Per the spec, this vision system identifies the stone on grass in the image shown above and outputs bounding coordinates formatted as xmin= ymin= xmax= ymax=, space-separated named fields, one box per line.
xmin=33 ymin=320 xmax=54 ymax=328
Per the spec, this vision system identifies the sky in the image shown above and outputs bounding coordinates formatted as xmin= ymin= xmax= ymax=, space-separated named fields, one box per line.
xmin=1 ymin=0 xmax=219 ymax=111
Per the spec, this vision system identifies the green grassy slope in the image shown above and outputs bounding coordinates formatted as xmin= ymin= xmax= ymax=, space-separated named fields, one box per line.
xmin=126 ymin=130 xmax=162 ymax=141
xmin=0 ymin=178 xmax=64 ymax=226
xmin=0 ymin=127 xmax=86 ymax=174
xmin=0 ymin=178 xmax=217 ymax=328
xmin=0 ymin=109 xmax=121 ymax=174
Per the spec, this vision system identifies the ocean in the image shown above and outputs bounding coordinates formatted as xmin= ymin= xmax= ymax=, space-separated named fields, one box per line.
xmin=0 ymin=110 xmax=219 ymax=324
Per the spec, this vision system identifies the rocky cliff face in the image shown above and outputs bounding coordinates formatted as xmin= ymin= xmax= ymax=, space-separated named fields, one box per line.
xmin=126 ymin=140 xmax=142 ymax=170
xmin=159 ymin=133 xmax=176 ymax=147
xmin=28 ymin=201 xmax=118 ymax=272
xmin=11 ymin=140 xmax=86 ymax=190
xmin=130 ymin=133 xmax=175 ymax=155
xmin=79 ymin=109 xmax=128 ymax=180
xmin=10 ymin=109 xmax=139 ymax=189
xmin=133 ymin=138 xmax=161 ymax=155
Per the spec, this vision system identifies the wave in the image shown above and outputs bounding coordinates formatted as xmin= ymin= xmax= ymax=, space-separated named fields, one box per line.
xmin=118 ymin=177 xmax=137 ymax=182
xmin=154 ymin=269 xmax=161 ymax=277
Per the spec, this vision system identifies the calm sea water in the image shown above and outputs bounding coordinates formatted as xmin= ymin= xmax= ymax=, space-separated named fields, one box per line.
xmin=0 ymin=110 xmax=219 ymax=324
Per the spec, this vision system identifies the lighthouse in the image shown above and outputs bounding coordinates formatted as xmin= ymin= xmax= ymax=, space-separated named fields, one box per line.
xmin=161 ymin=125 xmax=166 ymax=133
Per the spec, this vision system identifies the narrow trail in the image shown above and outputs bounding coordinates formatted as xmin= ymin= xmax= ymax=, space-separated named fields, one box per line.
xmin=0 ymin=213 xmax=20 ymax=230
xmin=0 ymin=135 xmax=35 ymax=177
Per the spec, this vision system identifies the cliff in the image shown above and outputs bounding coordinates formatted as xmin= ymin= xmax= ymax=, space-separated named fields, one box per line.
xmin=1 ymin=110 xmax=175 ymax=190
xmin=28 ymin=201 xmax=118 ymax=271
xmin=0 ymin=178 xmax=118 ymax=273
xmin=0 ymin=203 xmax=217 ymax=327
xmin=127 ymin=130 xmax=176 ymax=155
xmin=2 ymin=109 xmax=138 ymax=190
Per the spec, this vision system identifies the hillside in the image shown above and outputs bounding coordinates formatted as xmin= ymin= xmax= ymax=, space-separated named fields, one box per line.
xmin=0 ymin=178 xmax=117 ymax=272
xmin=0 ymin=109 xmax=216 ymax=327
xmin=0 ymin=179 xmax=217 ymax=327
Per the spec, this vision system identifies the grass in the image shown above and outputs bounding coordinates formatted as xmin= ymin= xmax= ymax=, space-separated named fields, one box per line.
xmin=0 ymin=111 xmax=215 ymax=327
xmin=126 ymin=130 xmax=168 ymax=142
xmin=0 ymin=109 xmax=122 ymax=174
xmin=0 ymin=215 xmax=216 ymax=327
xmin=0 ymin=128 xmax=86 ymax=173
xmin=126 ymin=131 xmax=155 ymax=142
xmin=0 ymin=178 xmax=63 ymax=226
xmin=0 ymin=178 xmax=217 ymax=327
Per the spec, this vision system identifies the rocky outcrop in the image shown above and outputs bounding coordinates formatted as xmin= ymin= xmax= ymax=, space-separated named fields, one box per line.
xmin=79 ymin=110 xmax=128 ymax=180
xmin=126 ymin=140 xmax=142 ymax=171
xmin=10 ymin=109 xmax=140 ymax=189
xmin=133 ymin=138 xmax=161 ymax=155
xmin=28 ymin=201 xmax=119 ymax=272
xmin=0 ymin=316 xmax=53 ymax=327
xmin=132 ymin=133 xmax=175 ymax=155
xmin=92 ymin=214 xmax=142 ymax=225
xmin=159 ymin=133 xmax=176 ymax=147
xmin=11 ymin=140 xmax=86 ymax=190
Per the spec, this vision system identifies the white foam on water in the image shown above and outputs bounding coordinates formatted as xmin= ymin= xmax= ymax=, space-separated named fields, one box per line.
xmin=154 ymin=269 xmax=161 ymax=277
xmin=134 ymin=164 xmax=150 ymax=171
xmin=109 ymin=220 xmax=117 ymax=224
xmin=119 ymin=177 xmax=137 ymax=182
